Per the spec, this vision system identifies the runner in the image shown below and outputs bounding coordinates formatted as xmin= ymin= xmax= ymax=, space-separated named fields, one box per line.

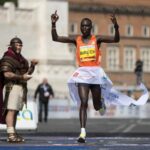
xmin=51 ymin=11 xmax=119 ymax=143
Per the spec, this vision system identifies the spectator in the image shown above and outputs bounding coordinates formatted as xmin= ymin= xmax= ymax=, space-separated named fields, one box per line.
xmin=134 ymin=59 xmax=143 ymax=85
xmin=34 ymin=78 xmax=54 ymax=123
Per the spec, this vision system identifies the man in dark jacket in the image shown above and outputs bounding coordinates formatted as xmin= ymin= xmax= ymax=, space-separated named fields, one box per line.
xmin=34 ymin=78 xmax=54 ymax=122
xmin=134 ymin=59 xmax=143 ymax=85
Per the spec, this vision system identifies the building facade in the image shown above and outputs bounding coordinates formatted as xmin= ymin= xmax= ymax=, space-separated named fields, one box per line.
xmin=0 ymin=0 xmax=75 ymax=99
xmin=0 ymin=0 xmax=150 ymax=100
xmin=68 ymin=0 xmax=150 ymax=89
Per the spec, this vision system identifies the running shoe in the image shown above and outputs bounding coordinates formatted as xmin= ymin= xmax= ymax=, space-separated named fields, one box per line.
xmin=99 ymin=98 xmax=106 ymax=116
xmin=77 ymin=133 xmax=86 ymax=143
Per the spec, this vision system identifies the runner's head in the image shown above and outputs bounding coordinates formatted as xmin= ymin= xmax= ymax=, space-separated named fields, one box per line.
xmin=80 ymin=18 xmax=92 ymax=37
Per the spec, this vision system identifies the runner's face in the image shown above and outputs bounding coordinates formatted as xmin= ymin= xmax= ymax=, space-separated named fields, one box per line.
xmin=12 ymin=43 xmax=23 ymax=54
xmin=80 ymin=19 xmax=92 ymax=37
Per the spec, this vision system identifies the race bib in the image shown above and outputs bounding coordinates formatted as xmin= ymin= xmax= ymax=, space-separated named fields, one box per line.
xmin=79 ymin=45 xmax=96 ymax=62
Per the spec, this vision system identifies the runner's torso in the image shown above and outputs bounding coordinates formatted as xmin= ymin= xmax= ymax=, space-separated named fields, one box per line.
xmin=76 ymin=35 xmax=101 ymax=67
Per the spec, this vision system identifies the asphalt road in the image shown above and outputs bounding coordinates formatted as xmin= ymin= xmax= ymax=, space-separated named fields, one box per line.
xmin=1 ymin=119 xmax=150 ymax=150
xmin=36 ymin=118 xmax=150 ymax=136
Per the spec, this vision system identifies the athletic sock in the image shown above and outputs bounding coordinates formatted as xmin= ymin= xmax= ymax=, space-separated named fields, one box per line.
xmin=80 ymin=128 xmax=86 ymax=137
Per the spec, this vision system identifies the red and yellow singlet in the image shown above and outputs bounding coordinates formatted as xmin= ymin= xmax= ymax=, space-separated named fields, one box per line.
xmin=76 ymin=35 xmax=101 ymax=67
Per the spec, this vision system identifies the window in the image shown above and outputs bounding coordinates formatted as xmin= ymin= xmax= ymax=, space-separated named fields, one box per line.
xmin=107 ymin=46 xmax=119 ymax=71
xmin=141 ymin=47 xmax=150 ymax=72
xmin=125 ymin=24 xmax=133 ymax=37
xmin=69 ymin=22 xmax=77 ymax=34
xmin=92 ymin=23 xmax=98 ymax=34
xmin=108 ymin=24 xmax=115 ymax=36
xmin=142 ymin=25 xmax=150 ymax=38
xmin=124 ymin=47 xmax=135 ymax=71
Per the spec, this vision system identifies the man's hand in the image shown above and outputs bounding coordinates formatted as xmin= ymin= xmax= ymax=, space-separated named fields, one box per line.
xmin=22 ymin=74 xmax=32 ymax=81
xmin=110 ymin=14 xmax=118 ymax=25
xmin=110 ymin=14 xmax=119 ymax=29
xmin=51 ymin=10 xmax=59 ymax=24
xmin=31 ymin=59 xmax=38 ymax=66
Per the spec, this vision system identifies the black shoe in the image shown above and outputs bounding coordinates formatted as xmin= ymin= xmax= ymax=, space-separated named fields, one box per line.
xmin=77 ymin=137 xmax=85 ymax=143
xmin=77 ymin=133 xmax=86 ymax=143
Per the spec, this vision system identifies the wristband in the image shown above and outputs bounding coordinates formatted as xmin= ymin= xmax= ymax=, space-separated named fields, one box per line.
xmin=52 ymin=23 xmax=56 ymax=28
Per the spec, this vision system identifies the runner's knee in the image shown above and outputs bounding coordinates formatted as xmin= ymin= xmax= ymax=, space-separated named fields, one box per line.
xmin=80 ymin=101 xmax=88 ymax=109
